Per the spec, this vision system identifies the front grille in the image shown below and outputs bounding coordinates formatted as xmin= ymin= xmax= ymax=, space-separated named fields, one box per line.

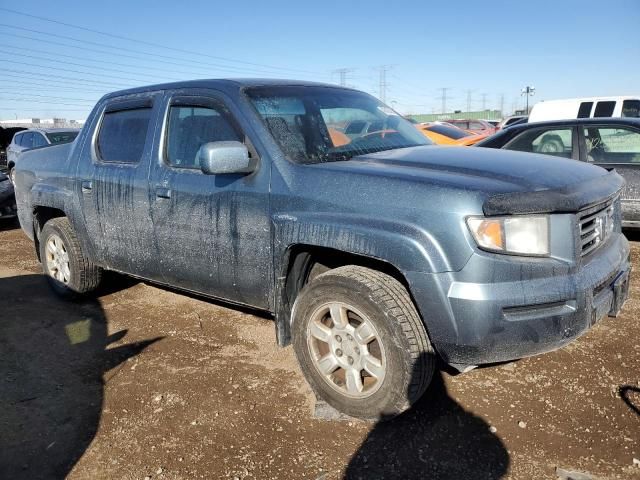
xmin=578 ymin=201 xmax=615 ymax=257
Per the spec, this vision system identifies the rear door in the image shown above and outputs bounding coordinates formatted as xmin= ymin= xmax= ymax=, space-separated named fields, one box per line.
xmin=75 ymin=93 xmax=163 ymax=278
xmin=148 ymin=89 xmax=272 ymax=309
xmin=579 ymin=124 xmax=640 ymax=226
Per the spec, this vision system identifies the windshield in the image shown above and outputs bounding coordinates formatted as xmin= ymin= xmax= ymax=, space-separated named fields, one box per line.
xmin=45 ymin=131 xmax=79 ymax=145
xmin=246 ymin=86 xmax=431 ymax=163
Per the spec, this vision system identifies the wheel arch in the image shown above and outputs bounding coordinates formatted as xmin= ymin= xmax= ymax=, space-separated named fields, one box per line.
xmin=32 ymin=205 xmax=67 ymax=262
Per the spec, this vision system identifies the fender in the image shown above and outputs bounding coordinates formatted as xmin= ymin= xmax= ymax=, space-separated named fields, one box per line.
xmin=271 ymin=211 xmax=470 ymax=346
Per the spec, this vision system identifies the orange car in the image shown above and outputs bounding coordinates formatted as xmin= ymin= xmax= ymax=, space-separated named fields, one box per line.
xmin=415 ymin=122 xmax=484 ymax=146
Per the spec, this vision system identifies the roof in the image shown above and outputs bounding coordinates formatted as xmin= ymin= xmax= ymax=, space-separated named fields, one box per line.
xmin=505 ymin=117 xmax=640 ymax=131
xmin=103 ymin=78 xmax=350 ymax=100
xmin=17 ymin=127 xmax=81 ymax=134
xmin=534 ymin=96 xmax=640 ymax=104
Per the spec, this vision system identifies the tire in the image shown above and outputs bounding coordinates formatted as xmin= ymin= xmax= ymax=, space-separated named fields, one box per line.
xmin=39 ymin=217 xmax=102 ymax=297
xmin=291 ymin=265 xmax=435 ymax=419
xmin=538 ymin=134 xmax=564 ymax=153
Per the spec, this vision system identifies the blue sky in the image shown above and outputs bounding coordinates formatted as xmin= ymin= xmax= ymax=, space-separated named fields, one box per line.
xmin=0 ymin=0 xmax=638 ymax=120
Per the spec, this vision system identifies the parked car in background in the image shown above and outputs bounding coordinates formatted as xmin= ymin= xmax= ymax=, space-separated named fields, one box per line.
xmin=529 ymin=96 xmax=640 ymax=123
xmin=0 ymin=126 xmax=27 ymax=170
xmin=414 ymin=122 xmax=472 ymax=144
xmin=445 ymin=118 xmax=497 ymax=135
xmin=476 ymin=118 xmax=640 ymax=228
xmin=498 ymin=115 xmax=527 ymax=130
xmin=0 ymin=171 xmax=16 ymax=219
xmin=6 ymin=128 xmax=80 ymax=182
xmin=14 ymin=79 xmax=630 ymax=419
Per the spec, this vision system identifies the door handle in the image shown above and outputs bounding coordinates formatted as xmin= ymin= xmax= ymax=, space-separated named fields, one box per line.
xmin=81 ymin=180 xmax=93 ymax=193
xmin=155 ymin=187 xmax=171 ymax=199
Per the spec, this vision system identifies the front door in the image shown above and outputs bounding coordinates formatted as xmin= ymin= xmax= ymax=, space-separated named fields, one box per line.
xmin=148 ymin=90 xmax=272 ymax=309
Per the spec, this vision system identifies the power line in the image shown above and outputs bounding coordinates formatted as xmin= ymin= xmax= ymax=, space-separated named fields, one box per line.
xmin=4 ymin=68 xmax=127 ymax=87
xmin=0 ymin=96 xmax=93 ymax=107
xmin=0 ymin=8 xmax=322 ymax=76
xmin=0 ymin=31 xmax=281 ymax=77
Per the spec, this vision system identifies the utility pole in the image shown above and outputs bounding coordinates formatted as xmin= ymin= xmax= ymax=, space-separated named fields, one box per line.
xmin=332 ymin=68 xmax=355 ymax=87
xmin=521 ymin=86 xmax=536 ymax=113
xmin=481 ymin=93 xmax=488 ymax=111
xmin=438 ymin=87 xmax=451 ymax=114
xmin=374 ymin=65 xmax=393 ymax=105
xmin=499 ymin=93 xmax=505 ymax=116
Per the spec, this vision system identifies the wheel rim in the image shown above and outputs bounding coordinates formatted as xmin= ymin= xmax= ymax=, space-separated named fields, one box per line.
xmin=307 ymin=302 xmax=386 ymax=399
xmin=45 ymin=234 xmax=71 ymax=284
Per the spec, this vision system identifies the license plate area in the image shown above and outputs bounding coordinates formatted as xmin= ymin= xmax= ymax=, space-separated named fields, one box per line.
xmin=608 ymin=270 xmax=630 ymax=317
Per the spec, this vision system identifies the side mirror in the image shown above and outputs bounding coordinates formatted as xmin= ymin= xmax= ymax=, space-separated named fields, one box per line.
xmin=197 ymin=141 xmax=255 ymax=175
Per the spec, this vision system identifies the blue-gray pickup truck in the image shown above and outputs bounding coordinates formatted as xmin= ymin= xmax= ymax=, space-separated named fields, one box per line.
xmin=14 ymin=80 xmax=631 ymax=419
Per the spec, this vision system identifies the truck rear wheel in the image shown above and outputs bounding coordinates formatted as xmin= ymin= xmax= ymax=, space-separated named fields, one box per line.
xmin=39 ymin=217 xmax=102 ymax=297
xmin=291 ymin=265 xmax=435 ymax=419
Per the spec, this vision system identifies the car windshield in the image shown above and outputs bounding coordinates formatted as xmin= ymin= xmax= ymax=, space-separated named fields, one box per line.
xmin=246 ymin=86 xmax=431 ymax=164
xmin=45 ymin=131 xmax=79 ymax=145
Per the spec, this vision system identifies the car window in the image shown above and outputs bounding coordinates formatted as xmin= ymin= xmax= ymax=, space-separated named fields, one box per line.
xmin=584 ymin=127 xmax=640 ymax=164
xmin=247 ymin=86 xmax=429 ymax=164
xmin=97 ymin=107 xmax=152 ymax=163
xmin=46 ymin=131 xmax=79 ymax=145
xmin=165 ymin=104 xmax=242 ymax=169
xmin=425 ymin=124 xmax=468 ymax=140
xmin=33 ymin=133 xmax=48 ymax=148
xmin=504 ymin=128 xmax=573 ymax=158
xmin=12 ymin=133 xmax=23 ymax=146
xmin=621 ymin=100 xmax=640 ymax=118
xmin=577 ymin=102 xmax=593 ymax=118
xmin=469 ymin=121 xmax=484 ymax=130
xmin=20 ymin=133 xmax=34 ymax=148
xmin=593 ymin=101 xmax=615 ymax=117
xmin=344 ymin=120 xmax=367 ymax=135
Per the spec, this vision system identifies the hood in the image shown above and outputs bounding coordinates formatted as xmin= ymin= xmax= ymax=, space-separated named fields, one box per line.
xmin=314 ymin=146 xmax=624 ymax=215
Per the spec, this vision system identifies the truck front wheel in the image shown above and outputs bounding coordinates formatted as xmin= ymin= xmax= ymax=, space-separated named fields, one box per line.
xmin=291 ymin=265 xmax=435 ymax=419
xmin=39 ymin=217 xmax=102 ymax=297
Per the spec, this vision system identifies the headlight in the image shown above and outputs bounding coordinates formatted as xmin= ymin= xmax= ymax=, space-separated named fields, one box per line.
xmin=466 ymin=215 xmax=550 ymax=256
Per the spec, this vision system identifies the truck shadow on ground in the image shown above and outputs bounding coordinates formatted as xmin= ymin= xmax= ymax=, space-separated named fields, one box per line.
xmin=0 ymin=274 xmax=161 ymax=480
xmin=344 ymin=356 xmax=509 ymax=480
xmin=619 ymin=385 xmax=640 ymax=416
xmin=0 ymin=217 xmax=19 ymax=232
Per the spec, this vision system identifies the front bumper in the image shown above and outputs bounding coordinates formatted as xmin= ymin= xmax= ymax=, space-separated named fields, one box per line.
xmin=407 ymin=233 xmax=631 ymax=367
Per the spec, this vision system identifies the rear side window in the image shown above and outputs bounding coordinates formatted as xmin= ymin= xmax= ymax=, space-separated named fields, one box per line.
xmin=593 ymin=101 xmax=615 ymax=118
xmin=577 ymin=102 xmax=593 ymax=118
xmin=97 ymin=107 xmax=152 ymax=163
xmin=12 ymin=133 xmax=23 ymax=146
xmin=622 ymin=100 xmax=640 ymax=118
xmin=426 ymin=124 xmax=468 ymax=140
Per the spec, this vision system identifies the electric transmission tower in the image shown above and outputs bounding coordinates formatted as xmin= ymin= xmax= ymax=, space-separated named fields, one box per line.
xmin=374 ymin=65 xmax=393 ymax=104
xmin=438 ymin=87 xmax=451 ymax=114
xmin=332 ymin=68 xmax=355 ymax=87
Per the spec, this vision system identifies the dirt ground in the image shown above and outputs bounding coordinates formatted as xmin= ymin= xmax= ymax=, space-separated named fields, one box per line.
xmin=0 ymin=219 xmax=638 ymax=480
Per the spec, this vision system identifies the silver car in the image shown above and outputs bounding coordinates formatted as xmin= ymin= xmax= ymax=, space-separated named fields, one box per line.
xmin=6 ymin=128 xmax=79 ymax=183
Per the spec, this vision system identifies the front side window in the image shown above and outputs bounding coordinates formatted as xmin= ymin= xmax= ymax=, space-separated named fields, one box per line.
xmin=621 ymin=100 xmax=640 ymax=118
xmin=584 ymin=127 xmax=640 ymax=163
xmin=505 ymin=128 xmax=573 ymax=158
xmin=246 ymin=86 xmax=430 ymax=164
xmin=593 ymin=101 xmax=615 ymax=117
xmin=165 ymin=103 xmax=242 ymax=168
xmin=46 ymin=131 xmax=79 ymax=145
xmin=33 ymin=133 xmax=48 ymax=147
xmin=97 ymin=107 xmax=152 ymax=163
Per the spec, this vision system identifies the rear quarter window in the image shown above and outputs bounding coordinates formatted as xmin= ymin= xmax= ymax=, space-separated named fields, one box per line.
xmin=593 ymin=101 xmax=616 ymax=118
xmin=97 ymin=107 xmax=152 ymax=163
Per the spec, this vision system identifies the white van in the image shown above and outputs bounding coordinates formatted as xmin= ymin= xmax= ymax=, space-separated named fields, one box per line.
xmin=529 ymin=96 xmax=640 ymax=122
